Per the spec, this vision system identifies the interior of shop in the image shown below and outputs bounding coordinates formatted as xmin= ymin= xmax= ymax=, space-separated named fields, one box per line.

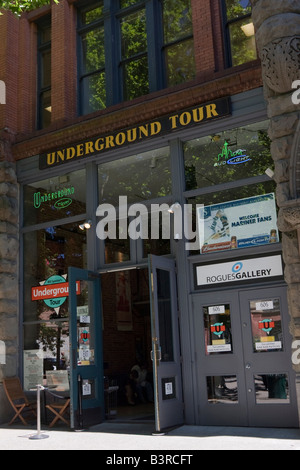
xmin=101 ymin=268 xmax=154 ymax=422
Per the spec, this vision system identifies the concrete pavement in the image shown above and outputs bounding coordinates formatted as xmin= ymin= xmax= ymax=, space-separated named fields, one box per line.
xmin=0 ymin=421 xmax=300 ymax=450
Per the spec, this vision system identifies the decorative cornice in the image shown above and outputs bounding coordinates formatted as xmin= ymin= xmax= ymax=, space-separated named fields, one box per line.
xmin=12 ymin=66 xmax=262 ymax=161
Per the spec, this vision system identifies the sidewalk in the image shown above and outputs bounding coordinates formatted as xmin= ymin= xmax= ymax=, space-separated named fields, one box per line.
xmin=0 ymin=421 xmax=300 ymax=450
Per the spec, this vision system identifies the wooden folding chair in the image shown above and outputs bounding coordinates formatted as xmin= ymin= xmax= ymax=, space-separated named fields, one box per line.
xmin=46 ymin=396 xmax=70 ymax=427
xmin=45 ymin=370 xmax=70 ymax=428
xmin=3 ymin=377 xmax=37 ymax=425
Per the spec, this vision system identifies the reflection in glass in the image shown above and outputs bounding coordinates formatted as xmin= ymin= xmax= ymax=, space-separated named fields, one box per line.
xmin=24 ymin=322 xmax=69 ymax=376
xmin=184 ymin=121 xmax=271 ymax=191
xmin=255 ymin=374 xmax=290 ymax=404
xmin=23 ymin=223 xmax=87 ymax=323
xmin=225 ymin=0 xmax=256 ymax=67
xmin=250 ymin=298 xmax=283 ymax=353
xmin=82 ymin=27 xmax=105 ymax=74
xmin=81 ymin=3 xmax=104 ymax=26
xmin=23 ymin=169 xmax=86 ymax=226
xmin=229 ymin=19 xmax=257 ymax=66
xmin=121 ymin=9 xmax=147 ymax=59
xmin=207 ymin=376 xmax=238 ymax=404
xmin=203 ymin=304 xmax=232 ymax=355
xmin=98 ymin=147 xmax=171 ymax=206
xmin=120 ymin=8 xmax=148 ymax=101
xmin=77 ymin=280 xmax=95 ymax=367
xmin=123 ymin=55 xmax=149 ymax=101
xmin=165 ymin=39 xmax=195 ymax=87
xmin=162 ymin=0 xmax=193 ymax=43
xmin=81 ymin=72 xmax=106 ymax=114
xmin=162 ymin=0 xmax=195 ymax=87
xmin=157 ymin=269 xmax=174 ymax=362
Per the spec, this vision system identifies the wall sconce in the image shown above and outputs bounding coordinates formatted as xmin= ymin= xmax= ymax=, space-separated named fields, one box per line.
xmin=241 ymin=22 xmax=255 ymax=37
xmin=168 ymin=202 xmax=181 ymax=214
xmin=79 ymin=220 xmax=92 ymax=230
xmin=265 ymin=168 xmax=274 ymax=179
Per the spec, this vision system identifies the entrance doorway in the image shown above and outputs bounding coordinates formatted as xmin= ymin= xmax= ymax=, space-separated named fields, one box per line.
xmin=101 ymin=268 xmax=155 ymax=422
xmin=69 ymin=256 xmax=184 ymax=430
xmin=193 ymin=285 xmax=299 ymax=427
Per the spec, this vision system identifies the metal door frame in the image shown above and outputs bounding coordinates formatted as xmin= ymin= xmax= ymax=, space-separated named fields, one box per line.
xmin=69 ymin=267 xmax=104 ymax=429
xmin=149 ymin=255 xmax=184 ymax=432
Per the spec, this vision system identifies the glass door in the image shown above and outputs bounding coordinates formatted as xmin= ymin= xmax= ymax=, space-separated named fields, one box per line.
xmin=239 ymin=286 xmax=299 ymax=428
xmin=68 ymin=267 xmax=104 ymax=429
xmin=194 ymin=285 xmax=299 ymax=427
xmin=148 ymin=255 xmax=184 ymax=432
xmin=194 ymin=291 xmax=248 ymax=426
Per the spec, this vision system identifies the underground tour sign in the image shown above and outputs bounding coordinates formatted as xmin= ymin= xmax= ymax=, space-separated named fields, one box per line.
xmin=31 ymin=274 xmax=80 ymax=308
xmin=196 ymin=255 xmax=283 ymax=287
xmin=39 ymin=97 xmax=231 ymax=170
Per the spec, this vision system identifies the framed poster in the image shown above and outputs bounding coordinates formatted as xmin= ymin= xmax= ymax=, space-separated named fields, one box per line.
xmin=197 ymin=193 xmax=278 ymax=254
xmin=23 ymin=350 xmax=44 ymax=391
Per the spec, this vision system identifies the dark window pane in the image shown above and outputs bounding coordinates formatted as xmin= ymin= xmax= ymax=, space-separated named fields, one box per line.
xmin=162 ymin=0 xmax=193 ymax=43
xmin=105 ymin=224 xmax=131 ymax=264
xmin=41 ymin=49 xmax=51 ymax=88
xmin=120 ymin=0 xmax=141 ymax=8
xmin=81 ymin=72 xmax=106 ymax=114
xmin=207 ymin=376 xmax=239 ymax=404
xmin=255 ymin=374 xmax=290 ymax=404
xmin=40 ymin=24 xmax=51 ymax=44
xmin=165 ymin=39 xmax=195 ymax=87
xmin=40 ymin=89 xmax=52 ymax=129
xmin=123 ymin=56 xmax=149 ymax=100
xmin=82 ymin=27 xmax=105 ymax=74
xmin=121 ymin=9 xmax=147 ymax=59
xmin=81 ymin=4 xmax=104 ymax=25
xmin=157 ymin=269 xmax=174 ymax=362
xmin=229 ymin=19 xmax=257 ymax=66
xmin=225 ymin=0 xmax=252 ymax=21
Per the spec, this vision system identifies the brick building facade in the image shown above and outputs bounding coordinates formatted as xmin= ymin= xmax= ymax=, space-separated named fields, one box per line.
xmin=0 ymin=0 xmax=299 ymax=429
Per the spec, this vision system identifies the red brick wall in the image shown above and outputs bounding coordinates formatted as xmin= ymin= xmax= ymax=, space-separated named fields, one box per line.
xmin=0 ymin=11 xmax=19 ymax=134
xmin=0 ymin=0 xmax=262 ymax=160
xmin=51 ymin=1 xmax=77 ymax=124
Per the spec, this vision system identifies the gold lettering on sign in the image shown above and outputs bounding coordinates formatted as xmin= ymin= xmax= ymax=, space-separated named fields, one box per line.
xmin=42 ymin=100 xmax=228 ymax=168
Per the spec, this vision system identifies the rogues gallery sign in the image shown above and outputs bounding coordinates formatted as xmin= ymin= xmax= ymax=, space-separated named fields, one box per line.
xmin=39 ymin=97 xmax=231 ymax=170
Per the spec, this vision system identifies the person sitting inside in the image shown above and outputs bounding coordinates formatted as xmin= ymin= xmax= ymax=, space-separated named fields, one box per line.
xmin=131 ymin=363 xmax=154 ymax=403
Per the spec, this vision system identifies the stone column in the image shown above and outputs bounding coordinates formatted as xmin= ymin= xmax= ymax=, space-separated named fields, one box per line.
xmin=0 ymin=155 xmax=19 ymax=423
xmin=250 ymin=1 xmax=300 ymax=402
xmin=0 ymin=10 xmax=20 ymax=423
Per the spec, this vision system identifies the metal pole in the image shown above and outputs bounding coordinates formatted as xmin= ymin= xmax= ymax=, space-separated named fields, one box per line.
xmin=29 ymin=385 xmax=49 ymax=440
xmin=75 ymin=374 xmax=83 ymax=431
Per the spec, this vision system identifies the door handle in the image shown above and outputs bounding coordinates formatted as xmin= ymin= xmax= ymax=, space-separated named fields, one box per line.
xmin=245 ymin=363 xmax=251 ymax=370
xmin=150 ymin=344 xmax=161 ymax=364
xmin=157 ymin=346 xmax=162 ymax=362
